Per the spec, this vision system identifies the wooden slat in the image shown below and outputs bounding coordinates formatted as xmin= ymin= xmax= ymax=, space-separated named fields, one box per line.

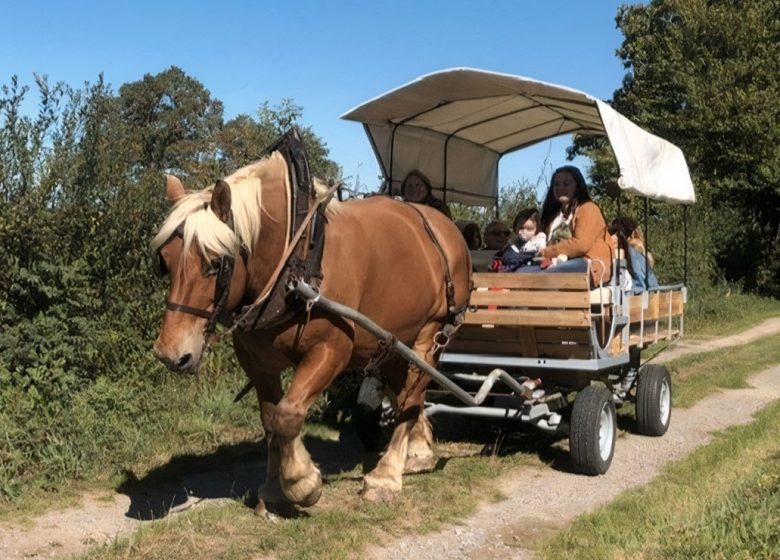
xmin=446 ymin=338 xmax=592 ymax=359
xmin=655 ymin=292 xmax=673 ymax=319
xmin=463 ymin=308 xmax=591 ymax=327
xmin=671 ymin=290 xmax=685 ymax=315
xmin=446 ymin=339 xmax=523 ymax=355
xmin=629 ymin=329 xmax=680 ymax=346
xmin=627 ymin=294 xmax=645 ymax=323
xmin=645 ymin=293 xmax=661 ymax=320
xmin=473 ymin=272 xmax=590 ymax=290
xmin=453 ymin=324 xmax=525 ymax=342
xmin=469 ymin=289 xmax=590 ymax=309
xmin=534 ymin=327 xmax=591 ymax=344
xmin=537 ymin=342 xmax=592 ymax=359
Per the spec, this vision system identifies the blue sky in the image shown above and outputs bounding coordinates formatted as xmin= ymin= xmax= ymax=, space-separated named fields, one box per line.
xmin=1 ymin=0 xmax=630 ymax=198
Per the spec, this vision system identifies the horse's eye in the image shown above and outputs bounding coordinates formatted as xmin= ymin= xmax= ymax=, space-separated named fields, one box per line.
xmin=153 ymin=252 xmax=169 ymax=278
xmin=203 ymin=259 xmax=220 ymax=277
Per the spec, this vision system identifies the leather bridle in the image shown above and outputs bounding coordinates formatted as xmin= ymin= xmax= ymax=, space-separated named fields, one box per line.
xmin=153 ymin=222 xmax=248 ymax=338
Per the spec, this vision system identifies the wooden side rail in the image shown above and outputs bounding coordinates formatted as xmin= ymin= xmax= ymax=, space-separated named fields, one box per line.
xmin=464 ymin=272 xmax=592 ymax=328
xmin=626 ymin=287 xmax=686 ymax=347
xmin=450 ymin=272 xmax=595 ymax=359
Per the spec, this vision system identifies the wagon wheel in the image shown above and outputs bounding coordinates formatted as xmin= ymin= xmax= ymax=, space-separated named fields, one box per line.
xmin=569 ymin=385 xmax=616 ymax=475
xmin=635 ymin=364 xmax=672 ymax=436
xmin=353 ymin=399 xmax=394 ymax=452
xmin=353 ymin=377 xmax=395 ymax=452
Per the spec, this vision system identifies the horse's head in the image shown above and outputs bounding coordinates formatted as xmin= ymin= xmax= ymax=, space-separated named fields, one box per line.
xmin=151 ymin=176 xmax=249 ymax=373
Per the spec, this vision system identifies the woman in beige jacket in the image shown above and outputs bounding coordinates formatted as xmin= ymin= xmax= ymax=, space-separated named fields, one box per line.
xmin=530 ymin=166 xmax=614 ymax=286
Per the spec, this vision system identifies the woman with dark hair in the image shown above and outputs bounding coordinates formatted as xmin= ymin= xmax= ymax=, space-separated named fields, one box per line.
xmin=532 ymin=165 xmax=614 ymax=286
xmin=609 ymin=216 xmax=659 ymax=291
xmin=401 ymin=170 xmax=451 ymax=218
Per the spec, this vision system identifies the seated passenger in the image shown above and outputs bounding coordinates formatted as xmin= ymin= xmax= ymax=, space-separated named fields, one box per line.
xmin=491 ymin=208 xmax=547 ymax=271
xmin=483 ymin=220 xmax=512 ymax=250
xmin=609 ymin=217 xmax=659 ymax=291
xmin=401 ymin=170 xmax=451 ymax=218
xmin=522 ymin=166 xmax=614 ymax=286
xmin=456 ymin=220 xmax=483 ymax=250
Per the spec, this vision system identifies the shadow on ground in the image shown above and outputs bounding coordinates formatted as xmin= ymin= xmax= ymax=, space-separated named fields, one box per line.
xmin=116 ymin=430 xmax=373 ymax=521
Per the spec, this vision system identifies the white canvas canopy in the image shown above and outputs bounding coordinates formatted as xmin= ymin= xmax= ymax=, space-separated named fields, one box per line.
xmin=341 ymin=68 xmax=696 ymax=206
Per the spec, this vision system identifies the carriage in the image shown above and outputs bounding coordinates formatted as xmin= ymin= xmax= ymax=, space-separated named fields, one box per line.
xmin=152 ymin=69 xmax=696 ymax=512
xmin=334 ymin=68 xmax=696 ymax=475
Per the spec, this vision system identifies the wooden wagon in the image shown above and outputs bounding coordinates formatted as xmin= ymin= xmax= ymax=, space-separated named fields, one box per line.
xmin=330 ymin=68 xmax=697 ymax=474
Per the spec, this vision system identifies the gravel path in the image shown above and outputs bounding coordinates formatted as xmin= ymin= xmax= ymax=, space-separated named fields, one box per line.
xmin=1 ymin=318 xmax=779 ymax=560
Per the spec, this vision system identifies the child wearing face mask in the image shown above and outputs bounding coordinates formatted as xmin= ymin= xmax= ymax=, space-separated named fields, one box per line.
xmin=490 ymin=209 xmax=547 ymax=272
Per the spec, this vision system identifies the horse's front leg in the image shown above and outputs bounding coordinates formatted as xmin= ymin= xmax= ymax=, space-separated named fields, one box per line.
xmin=362 ymin=322 xmax=438 ymax=502
xmin=233 ymin=336 xmax=289 ymax=512
xmin=271 ymin=342 xmax=350 ymax=507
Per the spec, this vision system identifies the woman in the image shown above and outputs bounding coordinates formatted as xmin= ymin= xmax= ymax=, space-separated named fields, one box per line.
xmin=609 ymin=216 xmax=659 ymax=291
xmin=533 ymin=166 xmax=614 ymax=286
xmin=401 ymin=170 xmax=451 ymax=218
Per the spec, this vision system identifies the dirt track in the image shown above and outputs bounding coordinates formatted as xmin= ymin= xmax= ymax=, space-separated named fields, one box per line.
xmin=1 ymin=317 xmax=779 ymax=560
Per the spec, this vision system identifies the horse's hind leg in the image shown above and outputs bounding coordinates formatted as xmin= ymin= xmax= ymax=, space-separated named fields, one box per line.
xmin=362 ymin=322 xmax=438 ymax=502
xmin=405 ymin=405 xmax=435 ymax=473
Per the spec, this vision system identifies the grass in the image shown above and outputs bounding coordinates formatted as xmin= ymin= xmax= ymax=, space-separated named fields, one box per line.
xmin=81 ymin=440 xmax=539 ymax=560
xmin=684 ymin=289 xmax=780 ymax=338
xmin=667 ymin=332 xmax=780 ymax=408
xmin=0 ymin=353 xmax=264 ymax=521
xmin=539 ymin=399 xmax=780 ymax=560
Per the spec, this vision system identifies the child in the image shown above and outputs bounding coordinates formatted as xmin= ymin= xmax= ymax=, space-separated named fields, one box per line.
xmin=491 ymin=209 xmax=547 ymax=272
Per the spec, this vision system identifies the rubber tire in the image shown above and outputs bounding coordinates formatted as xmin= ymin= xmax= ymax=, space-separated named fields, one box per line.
xmin=353 ymin=399 xmax=393 ymax=452
xmin=570 ymin=385 xmax=616 ymax=475
xmin=636 ymin=364 xmax=672 ymax=436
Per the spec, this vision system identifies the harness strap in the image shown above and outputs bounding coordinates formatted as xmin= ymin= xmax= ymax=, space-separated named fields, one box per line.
xmin=165 ymin=301 xmax=213 ymax=319
xmin=228 ymin=181 xmax=341 ymax=333
xmin=403 ymin=203 xmax=459 ymax=320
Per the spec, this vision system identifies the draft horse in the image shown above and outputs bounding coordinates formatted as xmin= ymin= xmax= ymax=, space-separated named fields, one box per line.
xmin=151 ymin=150 xmax=471 ymax=509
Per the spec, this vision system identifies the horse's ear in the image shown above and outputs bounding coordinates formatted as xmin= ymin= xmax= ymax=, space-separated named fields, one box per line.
xmin=165 ymin=175 xmax=186 ymax=203
xmin=211 ymin=180 xmax=232 ymax=223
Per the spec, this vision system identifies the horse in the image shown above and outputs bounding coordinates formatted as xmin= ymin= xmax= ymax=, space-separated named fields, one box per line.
xmin=151 ymin=149 xmax=471 ymax=510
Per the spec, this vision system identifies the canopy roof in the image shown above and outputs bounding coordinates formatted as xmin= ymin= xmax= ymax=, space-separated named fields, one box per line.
xmin=342 ymin=68 xmax=695 ymax=206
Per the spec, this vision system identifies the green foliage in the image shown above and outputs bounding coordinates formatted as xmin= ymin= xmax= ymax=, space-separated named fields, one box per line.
xmin=451 ymin=179 xmax=538 ymax=239
xmin=0 ymin=67 xmax=340 ymax=505
xmin=571 ymin=0 xmax=780 ymax=295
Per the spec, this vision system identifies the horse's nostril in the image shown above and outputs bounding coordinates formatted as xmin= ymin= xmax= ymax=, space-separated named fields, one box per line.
xmin=175 ymin=353 xmax=194 ymax=371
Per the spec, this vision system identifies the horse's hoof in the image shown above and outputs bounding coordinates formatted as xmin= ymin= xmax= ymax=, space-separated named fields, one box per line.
xmin=404 ymin=454 xmax=436 ymax=474
xmin=360 ymin=484 xmax=399 ymax=503
xmin=282 ymin=469 xmax=323 ymax=507
xmin=255 ymin=498 xmax=299 ymax=520
xmin=254 ymin=500 xmax=281 ymax=522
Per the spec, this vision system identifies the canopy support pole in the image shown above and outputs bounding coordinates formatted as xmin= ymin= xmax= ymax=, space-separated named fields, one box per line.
xmin=683 ymin=205 xmax=689 ymax=286
xmin=644 ymin=198 xmax=649 ymax=288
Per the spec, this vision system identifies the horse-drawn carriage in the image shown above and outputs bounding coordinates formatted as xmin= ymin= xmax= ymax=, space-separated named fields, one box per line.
xmin=152 ymin=68 xmax=695 ymax=512
xmin=339 ymin=68 xmax=695 ymax=475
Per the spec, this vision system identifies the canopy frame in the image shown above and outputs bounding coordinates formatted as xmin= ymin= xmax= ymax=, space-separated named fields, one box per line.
xmin=342 ymin=68 xmax=696 ymax=207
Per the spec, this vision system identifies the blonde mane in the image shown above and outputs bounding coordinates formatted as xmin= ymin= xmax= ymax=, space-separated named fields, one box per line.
xmin=151 ymin=151 xmax=340 ymax=264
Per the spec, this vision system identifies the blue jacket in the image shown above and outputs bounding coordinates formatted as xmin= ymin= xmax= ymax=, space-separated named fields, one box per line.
xmin=629 ymin=247 xmax=659 ymax=291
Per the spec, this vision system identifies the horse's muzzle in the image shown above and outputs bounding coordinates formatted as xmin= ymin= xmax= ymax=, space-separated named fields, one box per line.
xmin=154 ymin=345 xmax=198 ymax=374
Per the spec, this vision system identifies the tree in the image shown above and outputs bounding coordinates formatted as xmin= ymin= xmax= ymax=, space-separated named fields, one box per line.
xmin=571 ymin=0 xmax=780 ymax=294
xmin=219 ymin=99 xmax=340 ymax=182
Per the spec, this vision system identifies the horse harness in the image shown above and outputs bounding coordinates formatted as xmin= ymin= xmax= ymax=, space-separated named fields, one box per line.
xmin=153 ymin=128 xmax=332 ymax=340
